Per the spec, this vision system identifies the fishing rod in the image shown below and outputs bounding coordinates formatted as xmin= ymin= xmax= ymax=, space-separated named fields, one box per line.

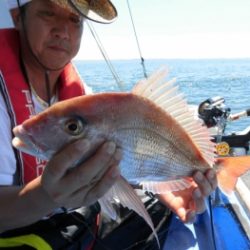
xmin=86 ymin=21 xmax=124 ymax=91
xmin=126 ymin=0 xmax=148 ymax=78
xmin=87 ymin=1 xmax=148 ymax=90
xmin=228 ymin=108 xmax=250 ymax=121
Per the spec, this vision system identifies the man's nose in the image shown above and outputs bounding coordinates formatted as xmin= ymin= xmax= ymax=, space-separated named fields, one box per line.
xmin=52 ymin=19 xmax=70 ymax=39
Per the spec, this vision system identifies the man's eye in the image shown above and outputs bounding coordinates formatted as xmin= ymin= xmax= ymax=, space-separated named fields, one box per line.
xmin=70 ymin=16 xmax=82 ymax=24
xmin=39 ymin=11 xmax=55 ymax=17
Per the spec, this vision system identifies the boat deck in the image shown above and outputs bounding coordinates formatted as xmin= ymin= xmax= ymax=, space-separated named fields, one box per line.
xmin=242 ymin=171 xmax=250 ymax=190
xmin=235 ymin=172 xmax=250 ymax=239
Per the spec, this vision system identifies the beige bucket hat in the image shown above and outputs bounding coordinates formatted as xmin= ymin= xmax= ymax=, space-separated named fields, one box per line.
xmin=7 ymin=0 xmax=117 ymax=23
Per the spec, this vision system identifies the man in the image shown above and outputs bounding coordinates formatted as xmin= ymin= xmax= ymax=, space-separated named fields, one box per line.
xmin=0 ymin=0 xmax=217 ymax=249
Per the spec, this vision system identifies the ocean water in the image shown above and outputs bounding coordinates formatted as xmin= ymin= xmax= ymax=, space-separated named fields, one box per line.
xmin=74 ymin=59 xmax=250 ymax=134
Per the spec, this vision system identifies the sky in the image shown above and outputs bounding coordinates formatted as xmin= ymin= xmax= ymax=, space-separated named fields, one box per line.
xmin=76 ymin=0 xmax=250 ymax=60
xmin=1 ymin=0 xmax=250 ymax=60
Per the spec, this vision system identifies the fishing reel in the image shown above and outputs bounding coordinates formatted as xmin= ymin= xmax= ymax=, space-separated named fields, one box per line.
xmin=198 ymin=96 xmax=231 ymax=129
xmin=198 ymin=96 xmax=250 ymax=156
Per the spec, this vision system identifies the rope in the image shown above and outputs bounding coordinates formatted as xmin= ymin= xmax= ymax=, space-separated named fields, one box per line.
xmin=86 ymin=21 xmax=124 ymax=91
xmin=208 ymin=195 xmax=218 ymax=250
xmin=126 ymin=0 xmax=148 ymax=78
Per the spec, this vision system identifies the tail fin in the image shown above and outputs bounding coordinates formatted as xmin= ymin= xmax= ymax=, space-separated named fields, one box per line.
xmin=216 ymin=156 xmax=250 ymax=195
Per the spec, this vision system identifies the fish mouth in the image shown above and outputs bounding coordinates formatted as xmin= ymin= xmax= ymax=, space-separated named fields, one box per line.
xmin=12 ymin=125 xmax=47 ymax=159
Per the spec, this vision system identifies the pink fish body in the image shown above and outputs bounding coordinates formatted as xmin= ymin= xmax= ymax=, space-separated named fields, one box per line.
xmin=13 ymin=69 xmax=214 ymax=184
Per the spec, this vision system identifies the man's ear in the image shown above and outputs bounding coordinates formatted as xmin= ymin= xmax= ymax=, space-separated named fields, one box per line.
xmin=10 ymin=9 xmax=22 ymax=30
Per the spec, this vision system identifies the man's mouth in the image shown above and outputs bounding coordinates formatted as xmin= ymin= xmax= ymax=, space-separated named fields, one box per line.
xmin=48 ymin=45 xmax=68 ymax=53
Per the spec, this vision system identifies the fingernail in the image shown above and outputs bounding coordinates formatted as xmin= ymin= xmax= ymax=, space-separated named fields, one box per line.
xmin=194 ymin=189 xmax=201 ymax=198
xmin=111 ymin=166 xmax=120 ymax=178
xmin=195 ymin=172 xmax=203 ymax=181
xmin=187 ymin=211 xmax=197 ymax=224
xmin=75 ymin=139 xmax=90 ymax=151
xmin=114 ymin=149 xmax=123 ymax=161
xmin=208 ymin=170 xmax=215 ymax=180
xmin=105 ymin=141 xmax=116 ymax=155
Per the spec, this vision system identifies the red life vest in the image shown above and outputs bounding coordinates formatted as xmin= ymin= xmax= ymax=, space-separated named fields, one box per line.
xmin=0 ymin=28 xmax=85 ymax=185
xmin=0 ymin=29 xmax=100 ymax=250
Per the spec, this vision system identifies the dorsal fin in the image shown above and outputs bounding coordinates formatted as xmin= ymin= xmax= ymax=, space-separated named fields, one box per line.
xmin=132 ymin=68 xmax=215 ymax=166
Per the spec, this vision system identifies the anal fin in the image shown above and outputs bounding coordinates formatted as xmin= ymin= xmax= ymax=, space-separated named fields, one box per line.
xmin=105 ymin=177 xmax=160 ymax=248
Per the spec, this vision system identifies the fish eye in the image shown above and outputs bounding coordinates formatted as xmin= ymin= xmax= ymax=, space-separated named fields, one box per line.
xmin=64 ymin=118 xmax=84 ymax=136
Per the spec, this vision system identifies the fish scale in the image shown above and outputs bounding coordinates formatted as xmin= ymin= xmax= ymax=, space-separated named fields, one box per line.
xmin=116 ymin=128 xmax=203 ymax=185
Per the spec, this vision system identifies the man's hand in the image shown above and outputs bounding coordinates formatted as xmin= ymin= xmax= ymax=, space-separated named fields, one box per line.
xmin=41 ymin=138 xmax=122 ymax=209
xmin=158 ymin=169 xmax=217 ymax=223
xmin=0 ymin=139 xmax=122 ymax=232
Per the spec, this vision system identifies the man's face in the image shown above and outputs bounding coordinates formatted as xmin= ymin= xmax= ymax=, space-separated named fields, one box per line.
xmin=18 ymin=0 xmax=84 ymax=70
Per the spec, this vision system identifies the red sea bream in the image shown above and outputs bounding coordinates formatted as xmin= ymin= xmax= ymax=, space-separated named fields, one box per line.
xmin=12 ymin=69 xmax=250 ymax=247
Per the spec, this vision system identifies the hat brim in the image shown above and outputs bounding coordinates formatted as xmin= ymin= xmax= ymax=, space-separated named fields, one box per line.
xmin=50 ymin=0 xmax=117 ymax=24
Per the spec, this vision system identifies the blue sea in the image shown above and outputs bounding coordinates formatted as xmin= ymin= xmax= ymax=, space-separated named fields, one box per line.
xmin=74 ymin=59 xmax=250 ymax=134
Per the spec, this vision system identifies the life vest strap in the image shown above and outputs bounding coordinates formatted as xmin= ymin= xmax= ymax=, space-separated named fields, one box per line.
xmin=0 ymin=234 xmax=52 ymax=249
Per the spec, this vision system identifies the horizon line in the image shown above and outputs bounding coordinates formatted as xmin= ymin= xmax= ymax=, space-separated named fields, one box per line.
xmin=74 ymin=57 xmax=250 ymax=62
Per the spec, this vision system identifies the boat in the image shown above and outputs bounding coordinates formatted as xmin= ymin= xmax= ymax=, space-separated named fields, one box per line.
xmin=0 ymin=1 xmax=249 ymax=249
xmin=86 ymin=5 xmax=250 ymax=246
xmin=201 ymin=97 xmax=250 ymax=249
